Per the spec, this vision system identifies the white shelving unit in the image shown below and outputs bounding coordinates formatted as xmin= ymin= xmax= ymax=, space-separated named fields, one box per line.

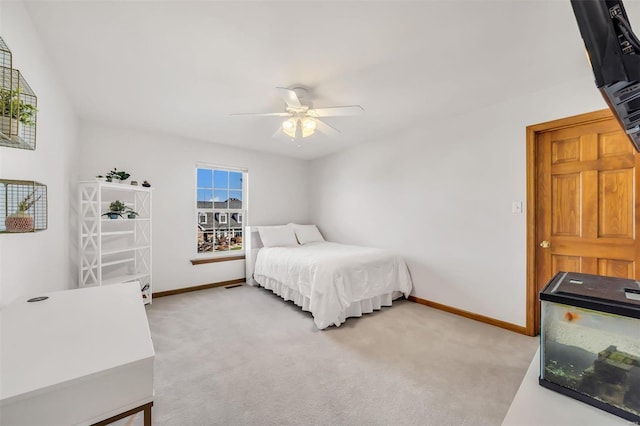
xmin=78 ymin=181 xmax=152 ymax=304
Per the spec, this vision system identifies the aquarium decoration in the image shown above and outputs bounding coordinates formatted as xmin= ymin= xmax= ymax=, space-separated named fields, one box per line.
xmin=539 ymin=272 xmax=640 ymax=422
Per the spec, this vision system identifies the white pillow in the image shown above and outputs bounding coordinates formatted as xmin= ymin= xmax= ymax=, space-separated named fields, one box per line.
xmin=293 ymin=224 xmax=325 ymax=245
xmin=258 ymin=224 xmax=299 ymax=247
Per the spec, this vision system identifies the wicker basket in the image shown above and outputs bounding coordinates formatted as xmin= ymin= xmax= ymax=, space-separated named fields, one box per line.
xmin=5 ymin=212 xmax=34 ymax=232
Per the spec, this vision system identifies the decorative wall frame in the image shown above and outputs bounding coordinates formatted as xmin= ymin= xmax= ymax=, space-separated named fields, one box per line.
xmin=1 ymin=179 xmax=47 ymax=233
xmin=0 ymin=37 xmax=10 ymax=89
xmin=0 ymin=36 xmax=37 ymax=150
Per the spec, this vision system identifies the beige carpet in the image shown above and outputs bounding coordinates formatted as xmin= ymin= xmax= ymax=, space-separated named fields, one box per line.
xmin=123 ymin=284 xmax=538 ymax=426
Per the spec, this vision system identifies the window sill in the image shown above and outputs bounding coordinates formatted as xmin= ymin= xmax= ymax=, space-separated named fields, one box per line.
xmin=190 ymin=254 xmax=245 ymax=265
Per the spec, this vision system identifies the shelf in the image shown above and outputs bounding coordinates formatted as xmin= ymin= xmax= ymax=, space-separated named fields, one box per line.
xmin=102 ymin=273 xmax=150 ymax=286
xmin=81 ymin=230 xmax=135 ymax=238
xmin=94 ymin=181 xmax=152 ymax=191
xmin=101 ymin=258 xmax=134 ymax=268
xmin=78 ymin=180 xmax=152 ymax=303
xmin=81 ymin=256 xmax=145 ymax=270
xmin=102 ymin=231 xmax=135 ymax=237
xmin=101 ymin=218 xmax=150 ymax=222
xmin=102 ymin=245 xmax=150 ymax=256
xmin=83 ymin=246 xmax=150 ymax=258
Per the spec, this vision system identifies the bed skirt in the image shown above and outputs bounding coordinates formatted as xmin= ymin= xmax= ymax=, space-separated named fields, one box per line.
xmin=252 ymin=274 xmax=405 ymax=328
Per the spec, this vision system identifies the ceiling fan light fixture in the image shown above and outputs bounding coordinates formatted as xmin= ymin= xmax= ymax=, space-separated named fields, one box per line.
xmin=282 ymin=118 xmax=297 ymax=137
xmin=301 ymin=117 xmax=316 ymax=138
xmin=302 ymin=117 xmax=316 ymax=130
xmin=231 ymin=86 xmax=363 ymax=142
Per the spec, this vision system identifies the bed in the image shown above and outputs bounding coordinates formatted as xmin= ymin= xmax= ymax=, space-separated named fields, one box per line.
xmin=245 ymin=224 xmax=413 ymax=329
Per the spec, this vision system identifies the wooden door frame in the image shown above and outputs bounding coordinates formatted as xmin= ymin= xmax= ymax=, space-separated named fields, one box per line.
xmin=525 ymin=108 xmax=613 ymax=336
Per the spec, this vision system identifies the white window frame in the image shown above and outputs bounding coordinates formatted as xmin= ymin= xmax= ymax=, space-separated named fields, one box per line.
xmin=198 ymin=213 xmax=207 ymax=224
xmin=219 ymin=213 xmax=227 ymax=224
xmin=195 ymin=163 xmax=248 ymax=257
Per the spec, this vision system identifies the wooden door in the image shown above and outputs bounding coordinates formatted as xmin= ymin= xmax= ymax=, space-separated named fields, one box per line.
xmin=527 ymin=110 xmax=640 ymax=335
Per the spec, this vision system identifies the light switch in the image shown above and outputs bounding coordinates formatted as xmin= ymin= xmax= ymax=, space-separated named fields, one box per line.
xmin=512 ymin=201 xmax=523 ymax=214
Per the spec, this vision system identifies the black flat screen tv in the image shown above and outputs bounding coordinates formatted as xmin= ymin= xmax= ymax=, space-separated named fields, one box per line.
xmin=571 ymin=0 xmax=640 ymax=151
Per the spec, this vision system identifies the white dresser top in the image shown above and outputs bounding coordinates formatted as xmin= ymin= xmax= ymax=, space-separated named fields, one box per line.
xmin=1 ymin=283 xmax=154 ymax=403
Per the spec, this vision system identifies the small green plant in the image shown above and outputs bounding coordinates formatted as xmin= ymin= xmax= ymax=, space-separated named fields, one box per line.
xmin=108 ymin=200 xmax=126 ymax=212
xmin=0 ymin=88 xmax=37 ymax=126
xmin=102 ymin=200 xmax=127 ymax=218
xmin=125 ymin=207 xmax=138 ymax=219
xmin=106 ymin=168 xmax=131 ymax=182
xmin=17 ymin=189 xmax=41 ymax=213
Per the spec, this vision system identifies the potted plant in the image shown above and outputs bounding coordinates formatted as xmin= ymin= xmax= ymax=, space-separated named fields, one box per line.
xmin=102 ymin=200 xmax=127 ymax=219
xmin=125 ymin=207 xmax=139 ymax=219
xmin=0 ymin=88 xmax=37 ymax=136
xmin=106 ymin=168 xmax=131 ymax=183
xmin=5 ymin=189 xmax=40 ymax=232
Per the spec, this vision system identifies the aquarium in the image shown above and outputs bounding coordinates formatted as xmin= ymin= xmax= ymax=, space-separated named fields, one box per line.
xmin=539 ymin=272 xmax=640 ymax=422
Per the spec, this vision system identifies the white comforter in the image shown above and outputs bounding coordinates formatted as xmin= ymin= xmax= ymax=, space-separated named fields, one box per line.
xmin=253 ymin=242 xmax=413 ymax=329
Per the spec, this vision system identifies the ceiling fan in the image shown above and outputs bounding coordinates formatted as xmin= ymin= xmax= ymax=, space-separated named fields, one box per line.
xmin=230 ymin=87 xmax=364 ymax=139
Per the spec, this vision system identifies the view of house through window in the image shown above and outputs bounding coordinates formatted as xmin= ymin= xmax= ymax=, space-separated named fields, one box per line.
xmin=196 ymin=166 xmax=246 ymax=254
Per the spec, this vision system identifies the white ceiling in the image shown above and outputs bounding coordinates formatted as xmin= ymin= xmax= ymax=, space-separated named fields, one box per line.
xmin=19 ymin=0 xmax=621 ymax=159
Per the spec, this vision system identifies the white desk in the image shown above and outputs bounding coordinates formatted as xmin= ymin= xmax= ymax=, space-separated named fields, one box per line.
xmin=1 ymin=283 xmax=154 ymax=426
xmin=502 ymin=347 xmax=632 ymax=426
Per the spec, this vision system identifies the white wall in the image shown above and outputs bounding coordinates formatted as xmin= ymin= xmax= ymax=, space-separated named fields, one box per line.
xmin=0 ymin=2 xmax=80 ymax=306
xmin=309 ymin=77 xmax=607 ymax=328
xmin=78 ymin=121 xmax=309 ymax=293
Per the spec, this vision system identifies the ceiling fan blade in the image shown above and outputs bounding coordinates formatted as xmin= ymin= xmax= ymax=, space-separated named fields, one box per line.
xmin=272 ymin=126 xmax=288 ymax=139
xmin=230 ymin=112 xmax=290 ymax=117
xmin=314 ymin=118 xmax=342 ymax=137
xmin=309 ymin=105 xmax=364 ymax=117
xmin=276 ymin=87 xmax=302 ymax=108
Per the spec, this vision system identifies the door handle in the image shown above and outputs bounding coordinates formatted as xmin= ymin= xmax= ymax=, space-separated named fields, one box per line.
xmin=540 ymin=240 xmax=550 ymax=248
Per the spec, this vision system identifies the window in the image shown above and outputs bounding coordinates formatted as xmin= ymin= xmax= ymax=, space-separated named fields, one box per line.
xmin=196 ymin=165 xmax=247 ymax=254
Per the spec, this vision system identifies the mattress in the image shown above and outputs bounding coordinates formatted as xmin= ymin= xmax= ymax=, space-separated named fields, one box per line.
xmin=252 ymin=241 xmax=413 ymax=329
